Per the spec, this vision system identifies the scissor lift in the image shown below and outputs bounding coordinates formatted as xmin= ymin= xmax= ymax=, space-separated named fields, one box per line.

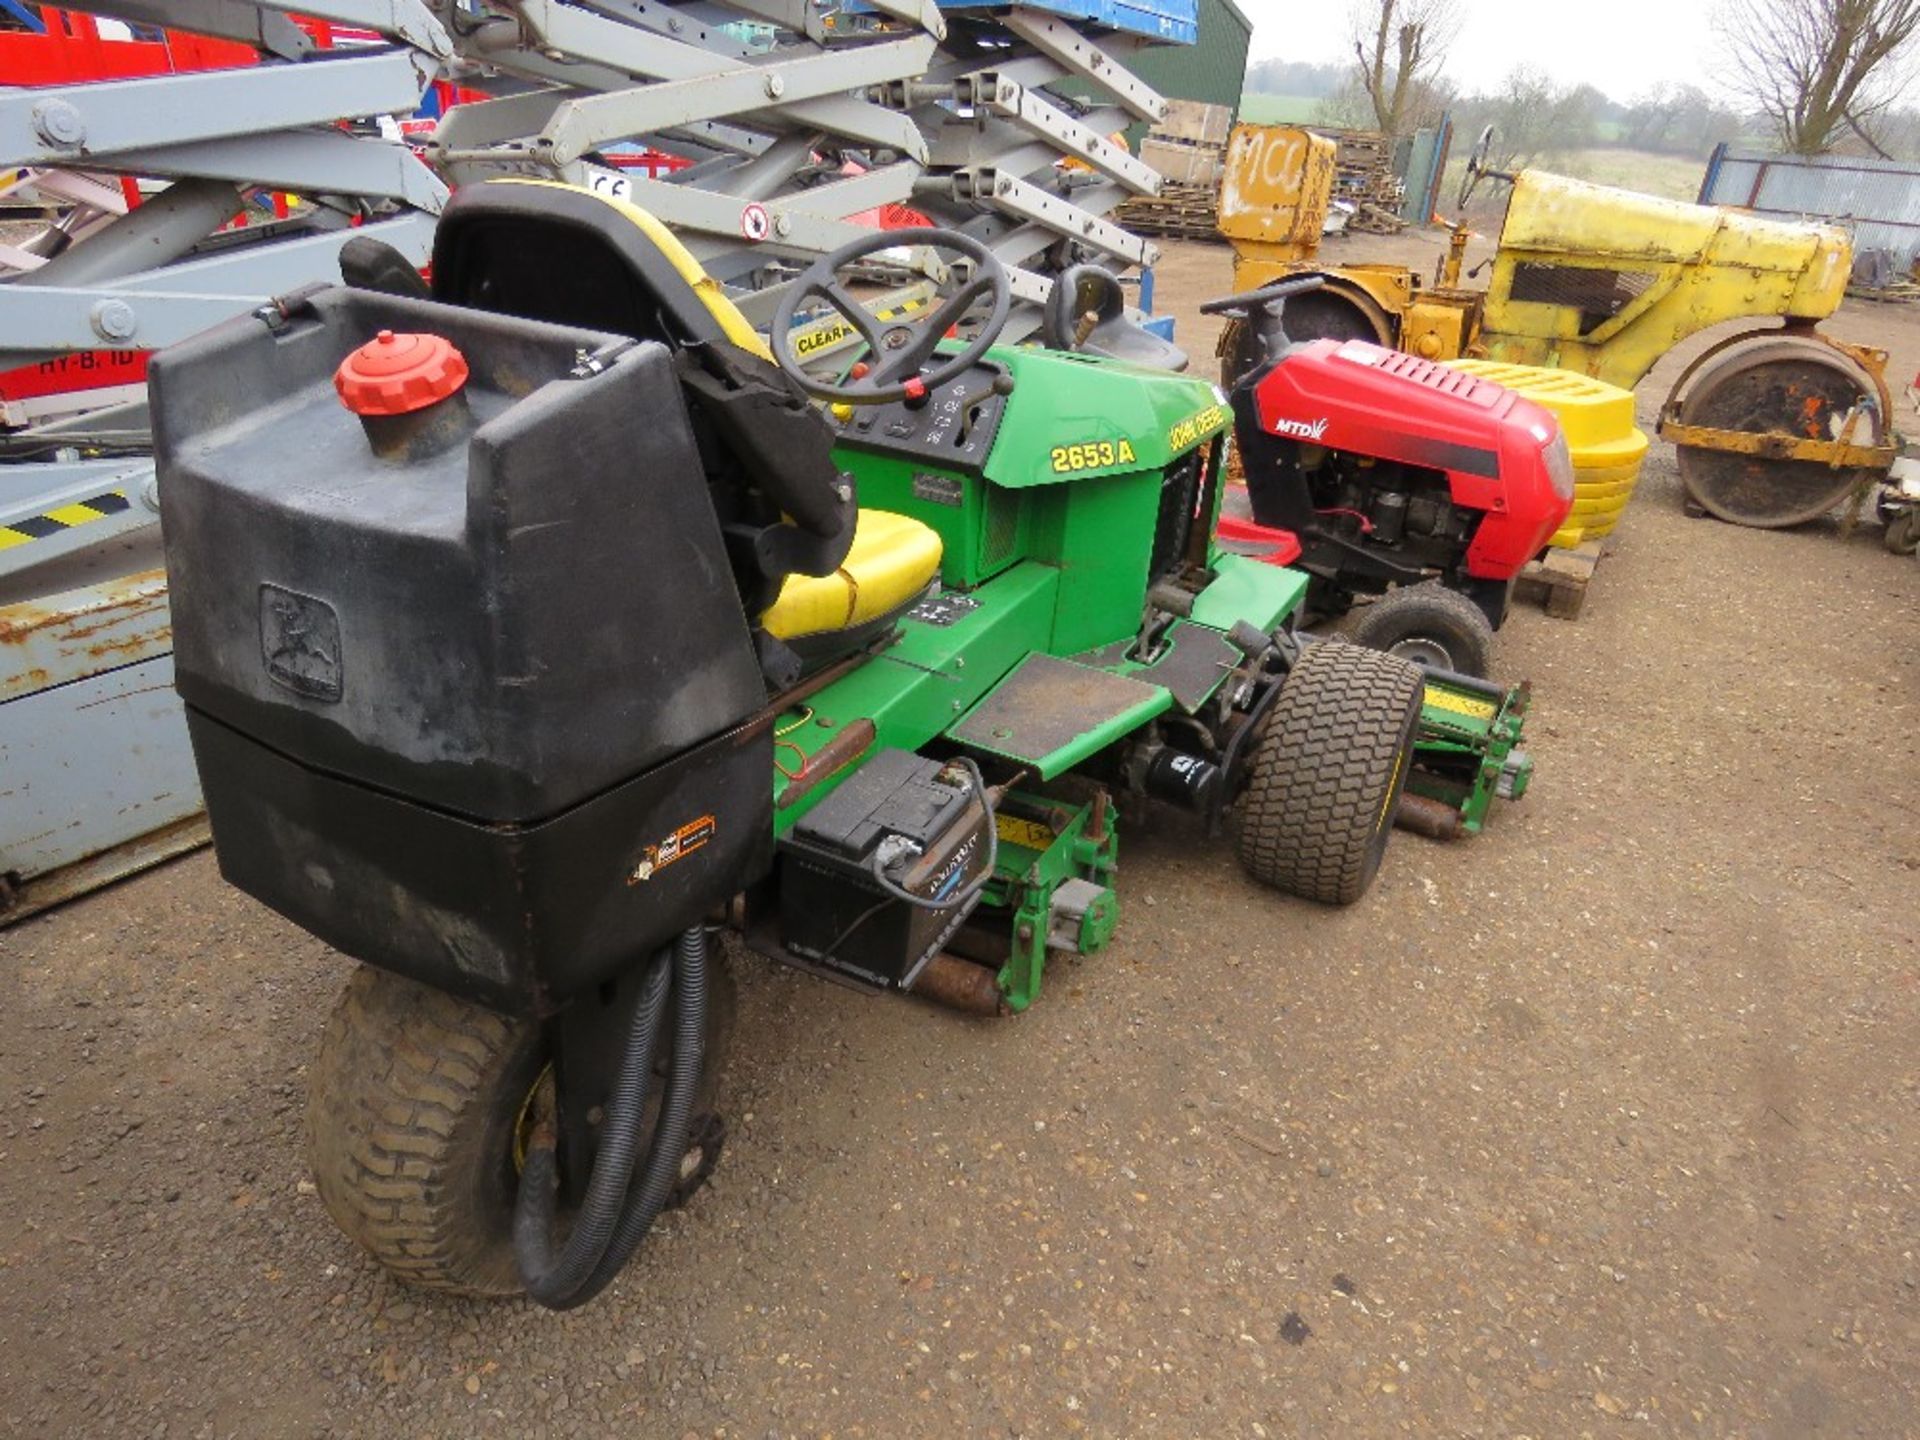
xmin=0 ymin=0 xmax=1195 ymax=921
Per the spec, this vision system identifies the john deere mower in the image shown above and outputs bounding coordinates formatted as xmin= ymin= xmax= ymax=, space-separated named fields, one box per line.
xmin=151 ymin=181 xmax=1530 ymax=1308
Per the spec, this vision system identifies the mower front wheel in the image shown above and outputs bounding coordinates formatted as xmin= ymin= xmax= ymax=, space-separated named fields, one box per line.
xmin=1235 ymin=642 xmax=1423 ymax=905
xmin=1349 ymin=582 xmax=1495 ymax=677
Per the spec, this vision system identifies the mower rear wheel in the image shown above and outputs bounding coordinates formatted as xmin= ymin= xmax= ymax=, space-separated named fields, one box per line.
xmin=1349 ymin=582 xmax=1495 ymax=676
xmin=308 ymin=962 xmax=734 ymax=1297
xmin=1236 ymin=641 xmax=1423 ymax=905
xmin=309 ymin=966 xmax=540 ymax=1297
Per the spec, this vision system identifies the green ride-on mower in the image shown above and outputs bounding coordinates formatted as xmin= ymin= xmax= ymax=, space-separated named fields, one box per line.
xmin=151 ymin=180 xmax=1531 ymax=1308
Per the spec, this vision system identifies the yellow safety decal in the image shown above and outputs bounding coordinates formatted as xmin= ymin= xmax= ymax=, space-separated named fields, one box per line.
xmin=794 ymin=318 xmax=856 ymax=357
xmin=1048 ymin=438 xmax=1137 ymax=473
xmin=789 ymin=296 xmax=932 ymax=359
xmin=1168 ymin=403 xmax=1226 ymax=450
xmin=1423 ymin=687 xmax=1499 ymax=721
xmin=0 ymin=489 xmax=131 ymax=551
xmin=995 ymin=815 xmax=1059 ymax=851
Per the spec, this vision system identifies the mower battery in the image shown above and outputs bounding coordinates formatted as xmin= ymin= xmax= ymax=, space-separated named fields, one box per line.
xmin=779 ymin=749 xmax=991 ymax=990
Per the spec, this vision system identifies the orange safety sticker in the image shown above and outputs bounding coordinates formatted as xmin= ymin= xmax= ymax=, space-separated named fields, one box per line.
xmin=629 ymin=814 xmax=717 ymax=884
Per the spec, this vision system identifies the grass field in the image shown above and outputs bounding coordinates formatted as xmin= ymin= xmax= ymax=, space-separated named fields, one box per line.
xmin=1428 ymin=147 xmax=1708 ymax=219
xmin=1546 ymin=147 xmax=1708 ymax=201
xmin=1237 ymin=93 xmax=1325 ymax=125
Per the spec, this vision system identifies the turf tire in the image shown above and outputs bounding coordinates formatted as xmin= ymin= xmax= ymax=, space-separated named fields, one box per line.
xmin=1349 ymin=582 xmax=1495 ymax=677
xmin=1236 ymin=641 xmax=1423 ymax=905
xmin=308 ymin=959 xmax=735 ymax=1297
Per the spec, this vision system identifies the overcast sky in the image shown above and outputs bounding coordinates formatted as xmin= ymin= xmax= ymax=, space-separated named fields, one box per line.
xmin=1248 ymin=0 xmax=1726 ymax=101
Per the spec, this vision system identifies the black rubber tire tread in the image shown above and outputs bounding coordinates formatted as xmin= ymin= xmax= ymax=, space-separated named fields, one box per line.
xmin=309 ymin=959 xmax=739 ymax=1298
xmin=1217 ymin=316 xmax=1256 ymax=389
xmin=1883 ymin=509 xmax=1920 ymax=556
xmin=1349 ymin=581 xmax=1496 ymax=678
xmin=1236 ymin=641 xmax=1423 ymax=905
xmin=309 ymin=966 xmax=540 ymax=1297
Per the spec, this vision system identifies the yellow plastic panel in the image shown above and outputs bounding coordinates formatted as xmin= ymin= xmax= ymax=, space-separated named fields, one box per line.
xmin=1447 ymin=358 xmax=1650 ymax=548
xmin=763 ymin=509 xmax=943 ymax=639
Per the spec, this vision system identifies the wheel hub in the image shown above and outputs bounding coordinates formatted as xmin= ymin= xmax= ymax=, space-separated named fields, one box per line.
xmin=1388 ymin=636 xmax=1453 ymax=669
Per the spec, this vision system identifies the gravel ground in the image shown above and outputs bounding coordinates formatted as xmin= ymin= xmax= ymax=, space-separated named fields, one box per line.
xmin=2 ymin=236 xmax=1917 ymax=1439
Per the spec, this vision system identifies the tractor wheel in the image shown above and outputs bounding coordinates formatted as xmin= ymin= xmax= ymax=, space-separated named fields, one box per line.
xmin=1349 ymin=582 xmax=1495 ymax=677
xmin=309 ymin=961 xmax=734 ymax=1297
xmin=1883 ymin=509 xmax=1920 ymax=556
xmin=1218 ymin=317 xmax=1257 ymax=388
xmin=1236 ymin=641 xmax=1423 ymax=905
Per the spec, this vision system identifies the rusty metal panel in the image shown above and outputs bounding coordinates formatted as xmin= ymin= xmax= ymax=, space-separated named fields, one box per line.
xmin=1 ymin=567 xmax=169 ymax=701
xmin=1218 ymin=124 xmax=1336 ymax=256
xmin=1701 ymin=148 xmax=1920 ymax=269
xmin=0 ymin=570 xmax=205 ymax=921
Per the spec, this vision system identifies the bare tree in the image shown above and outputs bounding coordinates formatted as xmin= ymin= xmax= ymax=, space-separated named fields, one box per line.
xmin=1455 ymin=68 xmax=1601 ymax=174
xmin=1348 ymin=0 xmax=1460 ymax=139
xmin=1620 ymin=84 xmax=1746 ymax=158
xmin=1718 ymin=0 xmax=1920 ymax=154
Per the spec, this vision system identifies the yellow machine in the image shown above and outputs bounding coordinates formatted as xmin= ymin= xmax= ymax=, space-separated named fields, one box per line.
xmin=1446 ymin=359 xmax=1650 ymax=549
xmin=1217 ymin=124 xmax=1900 ymax=528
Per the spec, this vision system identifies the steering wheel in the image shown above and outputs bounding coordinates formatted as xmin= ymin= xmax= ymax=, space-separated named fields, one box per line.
xmin=770 ymin=228 xmax=1011 ymax=404
xmin=1201 ymin=275 xmax=1326 ymax=383
xmin=1457 ymin=124 xmax=1496 ymax=210
xmin=1197 ymin=274 xmax=1326 ymax=320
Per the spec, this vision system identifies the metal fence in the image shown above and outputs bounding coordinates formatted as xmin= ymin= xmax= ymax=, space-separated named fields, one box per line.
xmin=1699 ymin=145 xmax=1920 ymax=273
xmin=1397 ymin=117 xmax=1452 ymax=224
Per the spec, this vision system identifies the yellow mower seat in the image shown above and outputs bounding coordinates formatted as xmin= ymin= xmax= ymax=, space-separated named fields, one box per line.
xmin=430 ymin=180 xmax=944 ymax=644
xmin=762 ymin=508 xmax=943 ymax=641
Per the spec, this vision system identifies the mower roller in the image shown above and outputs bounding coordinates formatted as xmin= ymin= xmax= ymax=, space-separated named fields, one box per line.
xmin=152 ymin=182 xmax=1536 ymax=1307
xmin=1660 ymin=330 xmax=1897 ymax=529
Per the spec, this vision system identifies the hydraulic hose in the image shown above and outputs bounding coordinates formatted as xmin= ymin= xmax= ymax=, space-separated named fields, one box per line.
xmin=511 ymin=924 xmax=711 ymax=1311
xmin=573 ymin=923 xmax=709 ymax=1301
xmin=513 ymin=949 xmax=673 ymax=1307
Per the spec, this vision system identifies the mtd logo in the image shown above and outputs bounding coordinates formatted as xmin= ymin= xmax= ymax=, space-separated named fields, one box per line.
xmin=1270 ymin=416 xmax=1331 ymax=442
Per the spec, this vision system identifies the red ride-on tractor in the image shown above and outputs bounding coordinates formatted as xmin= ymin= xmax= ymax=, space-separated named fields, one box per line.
xmin=1209 ymin=278 xmax=1575 ymax=676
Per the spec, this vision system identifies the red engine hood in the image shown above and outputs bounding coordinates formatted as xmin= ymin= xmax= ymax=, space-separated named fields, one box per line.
xmin=1251 ymin=338 xmax=1572 ymax=578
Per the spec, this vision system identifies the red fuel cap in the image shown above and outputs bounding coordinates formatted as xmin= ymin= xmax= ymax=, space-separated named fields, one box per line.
xmin=334 ymin=329 xmax=469 ymax=416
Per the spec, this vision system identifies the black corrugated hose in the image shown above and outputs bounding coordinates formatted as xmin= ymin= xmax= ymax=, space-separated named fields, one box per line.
xmin=511 ymin=924 xmax=708 ymax=1310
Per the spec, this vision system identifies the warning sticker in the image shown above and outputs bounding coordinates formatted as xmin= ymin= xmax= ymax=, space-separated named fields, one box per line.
xmin=1423 ymin=687 xmax=1498 ymax=722
xmin=0 ymin=488 xmax=131 ymax=552
xmin=740 ymin=202 xmax=771 ymax=242
xmin=994 ymin=815 xmax=1058 ymax=852
xmin=629 ymin=815 xmax=718 ymax=883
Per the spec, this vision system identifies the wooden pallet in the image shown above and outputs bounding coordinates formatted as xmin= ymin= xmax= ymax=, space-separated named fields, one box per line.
xmin=1515 ymin=540 xmax=1605 ymax=619
xmin=1846 ymin=281 xmax=1919 ymax=303
xmin=1348 ymin=201 xmax=1406 ymax=234
xmin=1116 ymin=181 xmax=1220 ymax=239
